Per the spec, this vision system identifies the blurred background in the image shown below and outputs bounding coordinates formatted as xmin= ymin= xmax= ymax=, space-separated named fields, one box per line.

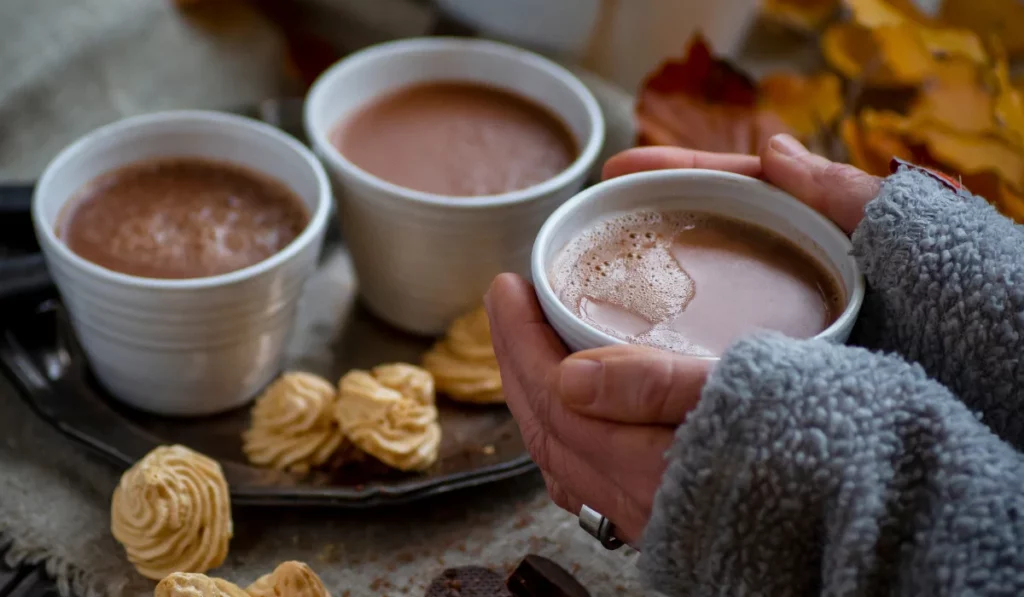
xmin=2 ymin=0 xmax=1023 ymax=211
xmin=0 ymin=0 xmax=771 ymax=178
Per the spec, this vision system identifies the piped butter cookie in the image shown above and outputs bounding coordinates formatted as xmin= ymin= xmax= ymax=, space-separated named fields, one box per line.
xmin=335 ymin=364 xmax=441 ymax=472
xmin=247 ymin=561 xmax=331 ymax=597
xmin=423 ymin=306 xmax=503 ymax=404
xmin=242 ymin=372 xmax=347 ymax=474
xmin=111 ymin=445 xmax=233 ymax=580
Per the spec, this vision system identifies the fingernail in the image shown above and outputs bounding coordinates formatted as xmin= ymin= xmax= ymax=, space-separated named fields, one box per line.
xmin=559 ymin=358 xmax=601 ymax=406
xmin=769 ymin=134 xmax=807 ymax=157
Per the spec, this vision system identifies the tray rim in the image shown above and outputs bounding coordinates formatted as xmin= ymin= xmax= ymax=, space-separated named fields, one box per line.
xmin=0 ymin=295 xmax=537 ymax=509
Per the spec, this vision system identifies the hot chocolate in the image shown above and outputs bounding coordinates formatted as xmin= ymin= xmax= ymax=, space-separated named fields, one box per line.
xmin=550 ymin=210 xmax=844 ymax=356
xmin=331 ymin=81 xmax=577 ymax=197
xmin=58 ymin=157 xmax=309 ymax=279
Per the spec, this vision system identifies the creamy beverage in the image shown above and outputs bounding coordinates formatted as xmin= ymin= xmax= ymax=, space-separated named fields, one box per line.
xmin=59 ymin=157 xmax=309 ymax=279
xmin=331 ymin=81 xmax=578 ymax=197
xmin=550 ymin=210 xmax=844 ymax=356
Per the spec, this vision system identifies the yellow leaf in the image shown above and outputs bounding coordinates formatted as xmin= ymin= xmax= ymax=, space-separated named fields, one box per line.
xmin=822 ymin=23 xmax=877 ymax=80
xmin=916 ymin=28 xmax=987 ymax=63
xmin=822 ymin=23 xmax=925 ymax=85
xmin=996 ymin=181 xmax=1024 ymax=221
xmin=916 ymin=128 xmax=1024 ymax=191
xmin=845 ymin=0 xmax=906 ymax=27
xmin=859 ymin=108 xmax=913 ymax=132
xmin=939 ymin=0 xmax=1024 ymax=57
xmin=873 ymin=24 xmax=938 ymax=83
xmin=821 ymin=20 xmax=981 ymax=86
xmin=762 ymin=0 xmax=841 ymax=30
xmin=908 ymin=60 xmax=998 ymax=136
xmin=841 ymin=115 xmax=915 ymax=176
xmin=760 ymin=72 xmax=845 ymax=137
xmin=990 ymin=48 xmax=1024 ymax=150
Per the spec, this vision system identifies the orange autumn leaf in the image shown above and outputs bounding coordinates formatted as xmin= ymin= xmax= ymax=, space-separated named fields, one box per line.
xmin=939 ymin=0 xmax=1024 ymax=57
xmin=762 ymin=0 xmax=841 ymax=30
xmin=990 ymin=46 xmax=1024 ymax=150
xmin=852 ymin=107 xmax=1024 ymax=193
xmin=915 ymin=28 xmax=987 ymax=63
xmin=760 ymin=72 xmax=844 ymax=137
xmin=996 ymin=181 xmax=1024 ymax=221
xmin=636 ymin=35 xmax=794 ymax=153
xmin=908 ymin=60 xmax=998 ymax=136
xmin=916 ymin=128 xmax=1024 ymax=191
xmin=821 ymin=23 xmax=879 ymax=80
xmin=845 ymin=0 xmax=907 ymax=28
xmin=824 ymin=0 xmax=987 ymax=86
xmin=841 ymin=116 xmax=916 ymax=176
xmin=821 ymin=23 xmax=933 ymax=85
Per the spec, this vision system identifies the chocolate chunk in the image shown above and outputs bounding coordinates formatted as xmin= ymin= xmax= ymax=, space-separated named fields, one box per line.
xmin=423 ymin=566 xmax=510 ymax=597
xmin=505 ymin=555 xmax=591 ymax=597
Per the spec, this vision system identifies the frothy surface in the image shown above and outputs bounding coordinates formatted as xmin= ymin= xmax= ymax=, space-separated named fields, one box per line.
xmin=550 ymin=210 xmax=844 ymax=356
xmin=332 ymin=82 xmax=578 ymax=197
xmin=59 ymin=157 xmax=309 ymax=279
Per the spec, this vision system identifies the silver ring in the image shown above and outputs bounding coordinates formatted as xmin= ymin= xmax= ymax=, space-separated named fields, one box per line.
xmin=578 ymin=505 xmax=624 ymax=550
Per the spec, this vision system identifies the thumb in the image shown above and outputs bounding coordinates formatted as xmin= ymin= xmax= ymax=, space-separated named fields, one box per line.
xmin=557 ymin=344 xmax=711 ymax=425
xmin=761 ymin=134 xmax=881 ymax=234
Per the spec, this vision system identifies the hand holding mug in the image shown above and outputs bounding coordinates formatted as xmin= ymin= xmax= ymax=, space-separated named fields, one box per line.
xmin=487 ymin=135 xmax=880 ymax=545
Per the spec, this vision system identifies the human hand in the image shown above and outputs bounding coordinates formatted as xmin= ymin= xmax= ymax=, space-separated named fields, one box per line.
xmin=484 ymin=274 xmax=711 ymax=546
xmin=604 ymin=134 xmax=882 ymax=234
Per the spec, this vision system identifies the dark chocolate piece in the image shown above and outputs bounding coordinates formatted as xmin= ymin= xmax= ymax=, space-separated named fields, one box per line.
xmin=423 ymin=566 xmax=510 ymax=597
xmin=505 ymin=555 xmax=591 ymax=597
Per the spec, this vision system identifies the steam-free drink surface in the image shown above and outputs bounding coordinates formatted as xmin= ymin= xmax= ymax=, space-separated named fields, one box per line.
xmin=59 ymin=157 xmax=309 ymax=279
xmin=550 ymin=210 xmax=845 ymax=356
xmin=332 ymin=81 xmax=578 ymax=197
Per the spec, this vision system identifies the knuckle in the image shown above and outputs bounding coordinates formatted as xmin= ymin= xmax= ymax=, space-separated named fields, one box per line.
xmin=822 ymin=161 xmax=861 ymax=186
xmin=637 ymin=357 xmax=676 ymax=421
xmin=520 ymin=419 xmax=551 ymax=469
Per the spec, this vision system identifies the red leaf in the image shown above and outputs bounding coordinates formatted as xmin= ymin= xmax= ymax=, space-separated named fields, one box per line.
xmin=640 ymin=35 xmax=758 ymax=107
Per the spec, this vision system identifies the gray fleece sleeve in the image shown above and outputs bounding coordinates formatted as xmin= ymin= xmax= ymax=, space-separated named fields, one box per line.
xmin=851 ymin=168 xmax=1024 ymax=448
xmin=640 ymin=334 xmax=1024 ymax=597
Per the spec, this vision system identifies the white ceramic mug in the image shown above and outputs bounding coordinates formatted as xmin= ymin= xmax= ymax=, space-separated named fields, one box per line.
xmin=532 ymin=170 xmax=865 ymax=353
xmin=33 ymin=111 xmax=332 ymax=416
xmin=304 ymin=37 xmax=605 ymax=336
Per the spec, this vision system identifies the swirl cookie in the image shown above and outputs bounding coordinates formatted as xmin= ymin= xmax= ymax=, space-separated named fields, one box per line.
xmin=111 ymin=445 xmax=233 ymax=580
xmin=155 ymin=573 xmax=249 ymax=597
xmin=335 ymin=364 xmax=442 ymax=472
xmin=423 ymin=306 xmax=503 ymax=404
xmin=242 ymin=372 xmax=347 ymax=474
xmin=247 ymin=561 xmax=330 ymax=597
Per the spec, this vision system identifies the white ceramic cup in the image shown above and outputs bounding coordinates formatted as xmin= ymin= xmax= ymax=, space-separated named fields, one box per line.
xmin=532 ymin=169 xmax=866 ymax=353
xmin=304 ymin=37 xmax=605 ymax=336
xmin=33 ymin=111 xmax=332 ymax=416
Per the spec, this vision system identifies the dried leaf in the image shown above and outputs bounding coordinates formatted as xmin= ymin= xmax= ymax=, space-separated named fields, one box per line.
xmin=761 ymin=72 xmax=845 ymax=137
xmin=822 ymin=22 xmax=933 ymax=85
xmin=939 ymin=0 xmax=1024 ymax=57
xmin=636 ymin=36 xmax=794 ymax=153
xmin=845 ymin=0 xmax=907 ymax=28
xmin=642 ymin=35 xmax=757 ymax=106
xmin=637 ymin=92 xmax=793 ymax=153
xmin=824 ymin=0 xmax=987 ymax=86
xmin=916 ymin=128 xmax=1024 ymax=190
xmin=909 ymin=60 xmax=997 ymax=136
xmin=991 ymin=46 xmax=1024 ymax=150
xmin=762 ymin=0 xmax=841 ymax=30
xmin=822 ymin=23 xmax=883 ymax=80
xmin=916 ymin=28 xmax=987 ymax=62
xmin=841 ymin=115 xmax=915 ymax=176
xmin=996 ymin=181 xmax=1024 ymax=221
